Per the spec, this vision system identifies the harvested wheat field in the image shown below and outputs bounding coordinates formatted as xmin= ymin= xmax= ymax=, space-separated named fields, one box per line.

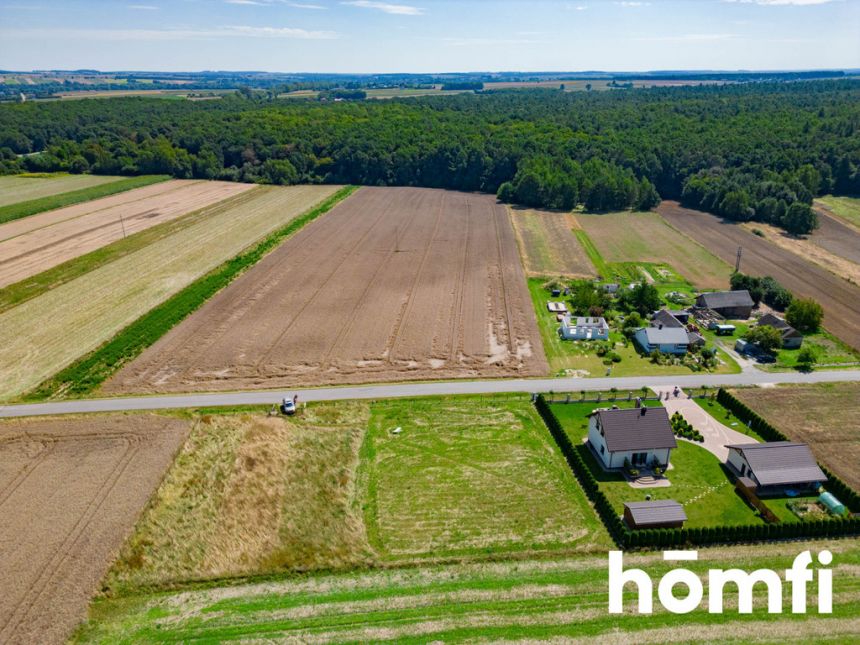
xmin=577 ymin=210 xmax=731 ymax=289
xmin=106 ymin=187 xmax=547 ymax=394
xmin=510 ymin=207 xmax=595 ymax=277
xmin=0 ymin=173 xmax=121 ymax=208
xmin=659 ymin=201 xmax=860 ymax=350
xmin=732 ymin=383 xmax=860 ymax=491
xmin=0 ymin=179 xmax=254 ymax=288
xmin=810 ymin=208 xmax=860 ymax=265
xmin=0 ymin=413 xmax=188 ymax=645
xmin=105 ymin=403 xmax=374 ymax=592
xmin=0 ymin=185 xmax=338 ymax=401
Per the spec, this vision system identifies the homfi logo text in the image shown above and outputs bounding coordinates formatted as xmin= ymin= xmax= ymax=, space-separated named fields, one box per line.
xmin=608 ymin=550 xmax=832 ymax=614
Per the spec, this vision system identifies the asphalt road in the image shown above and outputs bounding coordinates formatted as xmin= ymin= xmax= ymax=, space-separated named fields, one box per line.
xmin=2 ymin=369 xmax=859 ymax=419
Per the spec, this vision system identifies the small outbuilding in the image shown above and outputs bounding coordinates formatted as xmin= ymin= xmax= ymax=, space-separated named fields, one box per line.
xmin=547 ymin=301 xmax=568 ymax=314
xmin=725 ymin=442 xmax=826 ymax=495
xmin=623 ymin=500 xmax=687 ymax=530
xmin=651 ymin=309 xmax=685 ymax=329
xmin=757 ymin=313 xmax=803 ymax=349
xmin=588 ymin=406 xmax=677 ymax=470
xmin=695 ymin=290 xmax=755 ymax=319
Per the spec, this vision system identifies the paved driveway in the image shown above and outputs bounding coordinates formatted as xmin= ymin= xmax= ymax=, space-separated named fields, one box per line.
xmin=651 ymin=386 xmax=759 ymax=462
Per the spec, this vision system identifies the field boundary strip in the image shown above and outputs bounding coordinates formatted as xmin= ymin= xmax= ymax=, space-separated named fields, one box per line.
xmin=572 ymin=229 xmax=611 ymax=279
xmin=0 ymin=175 xmax=171 ymax=225
xmin=25 ymin=185 xmax=358 ymax=401
xmin=0 ymin=186 xmax=266 ymax=315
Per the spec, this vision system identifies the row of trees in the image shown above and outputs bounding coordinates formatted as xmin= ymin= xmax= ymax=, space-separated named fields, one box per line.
xmin=1 ymin=80 xmax=859 ymax=228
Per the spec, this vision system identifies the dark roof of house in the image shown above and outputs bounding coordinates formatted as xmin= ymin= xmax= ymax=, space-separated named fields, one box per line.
xmin=687 ymin=331 xmax=706 ymax=345
xmin=623 ymin=500 xmax=687 ymax=526
xmin=594 ymin=407 xmax=677 ymax=452
xmin=725 ymin=442 xmax=826 ymax=487
xmin=696 ymin=290 xmax=754 ymax=309
xmin=652 ymin=309 xmax=684 ymax=328
xmin=758 ymin=314 xmax=802 ymax=339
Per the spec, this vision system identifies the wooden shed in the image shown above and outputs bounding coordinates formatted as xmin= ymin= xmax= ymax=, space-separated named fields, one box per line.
xmin=623 ymin=500 xmax=687 ymax=530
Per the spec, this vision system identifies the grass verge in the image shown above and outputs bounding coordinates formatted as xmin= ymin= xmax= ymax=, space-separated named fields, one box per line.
xmin=0 ymin=174 xmax=170 ymax=224
xmin=0 ymin=187 xmax=263 ymax=314
xmin=26 ymin=185 xmax=357 ymax=400
xmin=573 ymin=229 xmax=611 ymax=279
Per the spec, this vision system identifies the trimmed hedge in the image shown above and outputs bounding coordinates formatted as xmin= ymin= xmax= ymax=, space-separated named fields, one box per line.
xmin=717 ymin=388 xmax=860 ymax=513
xmin=535 ymin=394 xmax=860 ymax=550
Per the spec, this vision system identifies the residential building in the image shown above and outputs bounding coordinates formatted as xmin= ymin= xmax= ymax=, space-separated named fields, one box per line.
xmin=559 ymin=315 xmax=610 ymax=341
xmin=634 ymin=326 xmax=689 ymax=355
xmin=725 ymin=442 xmax=826 ymax=495
xmin=587 ymin=406 xmax=677 ymax=470
xmin=757 ymin=313 xmax=803 ymax=349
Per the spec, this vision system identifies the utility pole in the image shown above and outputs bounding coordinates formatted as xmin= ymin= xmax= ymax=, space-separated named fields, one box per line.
xmin=735 ymin=246 xmax=742 ymax=273
xmin=119 ymin=213 xmax=128 ymax=239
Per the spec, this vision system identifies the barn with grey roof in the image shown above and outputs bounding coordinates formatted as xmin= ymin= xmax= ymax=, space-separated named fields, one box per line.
xmin=725 ymin=441 xmax=826 ymax=494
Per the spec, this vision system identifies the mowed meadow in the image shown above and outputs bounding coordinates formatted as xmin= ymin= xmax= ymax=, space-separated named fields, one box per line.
xmin=0 ymin=184 xmax=339 ymax=401
xmin=0 ymin=173 xmax=122 ymax=208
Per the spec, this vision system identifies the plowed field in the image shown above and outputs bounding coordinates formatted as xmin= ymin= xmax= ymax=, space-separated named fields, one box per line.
xmin=106 ymin=187 xmax=547 ymax=393
xmin=0 ymin=179 xmax=254 ymax=288
xmin=659 ymin=201 xmax=860 ymax=350
xmin=0 ymin=414 xmax=188 ymax=645
xmin=509 ymin=208 xmax=594 ymax=277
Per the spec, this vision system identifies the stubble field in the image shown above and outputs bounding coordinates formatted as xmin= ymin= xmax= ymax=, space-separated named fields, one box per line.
xmin=106 ymin=187 xmax=548 ymax=394
xmin=0 ymin=173 xmax=122 ymax=208
xmin=509 ymin=207 xmax=595 ymax=277
xmin=0 ymin=184 xmax=339 ymax=401
xmin=659 ymin=201 xmax=860 ymax=350
xmin=0 ymin=414 xmax=188 ymax=645
xmin=0 ymin=179 xmax=254 ymax=287
xmin=577 ymin=211 xmax=731 ymax=289
xmin=732 ymin=383 xmax=860 ymax=491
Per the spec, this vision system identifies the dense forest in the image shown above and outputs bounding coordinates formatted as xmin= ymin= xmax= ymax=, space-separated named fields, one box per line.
xmin=1 ymin=80 xmax=859 ymax=233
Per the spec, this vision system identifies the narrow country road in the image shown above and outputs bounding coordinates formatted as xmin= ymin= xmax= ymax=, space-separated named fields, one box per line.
xmin=1 ymin=369 xmax=859 ymax=419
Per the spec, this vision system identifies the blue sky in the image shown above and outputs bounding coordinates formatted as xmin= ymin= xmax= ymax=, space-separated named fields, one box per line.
xmin=1 ymin=0 xmax=858 ymax=73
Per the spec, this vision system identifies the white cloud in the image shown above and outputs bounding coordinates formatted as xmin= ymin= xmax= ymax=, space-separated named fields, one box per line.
xmin=225 ymin=0 xmax=267 ymax=5
xmin=576 ymin=4 xmax=588 ymax=10
xmin=0 ymin=25 xmax=338 ymax=40
xmin=637 ymin=33 xmax=738 ymax=42
xmin=284 ymin=2 xmax=326 ymax=8
xmin=342 ymin=1 xmax=424 ymax=16
xmin=128 ymin=4 xmax=158 ymax=9
xmin=616 ymin=1 xmax=650 ymax=6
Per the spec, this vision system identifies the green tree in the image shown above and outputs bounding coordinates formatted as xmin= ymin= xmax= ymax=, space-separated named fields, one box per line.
xmin=619 ymin=283 xmax=662 ymax=316
xmin=745 ymin=325 xmax=783 ymax=354
xmin=786 ymin=298 xmax=824 ymax=333
xmin=782 ymin=202 xmax=818 ymax=236
xmin=797 ymin=346 xmax=817 ymax=371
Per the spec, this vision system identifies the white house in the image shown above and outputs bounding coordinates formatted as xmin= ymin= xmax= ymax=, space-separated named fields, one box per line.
xmin=559 ymin=315 xmax=609 ymax=341
xmin=587 ymin=406 xmax=677 ymax=470
xmin=634 ymin=326 xmax=689 ymax=355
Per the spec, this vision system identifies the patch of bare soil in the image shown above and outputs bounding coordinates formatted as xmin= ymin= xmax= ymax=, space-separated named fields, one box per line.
xmin=659 ymin=201 xmax=860 ymax=350
xmin=106 ymin=187 xmax=548 ymax=394
xmin=0 ymin=414 xmax=188 ymax=645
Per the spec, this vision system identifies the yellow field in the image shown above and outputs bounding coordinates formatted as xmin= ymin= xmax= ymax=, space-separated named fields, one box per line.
xmin=510 ymin=208 xmax=595 ymax=277
xmin=0 ymin=185 xmax=340 ymax=401
xmin=0 ymin=174 xmax=121 ymax=207
xmin=577 ymin=211 xmax=732 ymax=289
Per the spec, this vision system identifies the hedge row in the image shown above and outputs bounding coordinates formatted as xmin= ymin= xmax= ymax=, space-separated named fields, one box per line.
xmin=535 ymin=394 xmax=860 ymax=549
xmin=717 ymin=388 xmax=860 ymax=513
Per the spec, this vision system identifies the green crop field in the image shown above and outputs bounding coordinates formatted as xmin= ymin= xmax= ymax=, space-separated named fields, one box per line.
xmin=576 ymin=211 xmax=731 ymax=289
xmin=0 ymin=174 xmax=169 ymax=224
xmin=0 ymin=173 xmax=122 ymax=208
xmin=816 ymin=195 xmax=860 ymax=229
xmin=360 ymin=395 xmax=611 ymax=560
xmin=74 ymin=538 xmax=860 ymax=643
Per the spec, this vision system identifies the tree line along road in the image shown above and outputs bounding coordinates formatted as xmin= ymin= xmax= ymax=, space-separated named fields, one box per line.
xmin=2 ymin=369 xmax=859 ymax=419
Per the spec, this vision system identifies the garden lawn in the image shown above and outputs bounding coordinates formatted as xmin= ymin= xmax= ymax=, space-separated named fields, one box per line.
xmin=768 ymin=330 xmax=859 ymax=371
xmin=549 ymin=400 xmax=763 ymax=528
xmin=359 ymin=394 xmax=611 ymax=561
xmin=691 ymin=396 xmax=766 ymax=442
xmin=527 ymin=279 xmax=738 ymax=377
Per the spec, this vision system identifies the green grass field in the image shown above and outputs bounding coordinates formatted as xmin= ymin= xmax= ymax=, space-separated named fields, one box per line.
xmin=816 ymin=195 xmax=860 ymax=229
xmin=0 ymin=175 xmax=169 ymax=224
xmin=691 ymin=396 xmax=765 ymax=442
xmin=73 ymin=538 xmax=860 ymax=643
xmin=0 ymin=172 xmax=122 ymax=208
xmin=360 ymin=395 xmax=611 ymax=560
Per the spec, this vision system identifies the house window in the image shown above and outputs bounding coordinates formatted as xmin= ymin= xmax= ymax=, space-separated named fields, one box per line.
xmin=600 ymin=445 xmax=605 ymax=455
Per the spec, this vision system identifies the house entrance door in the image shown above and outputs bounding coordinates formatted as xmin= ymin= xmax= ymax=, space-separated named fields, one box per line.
xmin=632 ymin=452 xmax=648 ymax=466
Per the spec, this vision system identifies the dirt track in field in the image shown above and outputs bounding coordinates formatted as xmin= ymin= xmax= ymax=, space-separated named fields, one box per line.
xmin=0 ymin=180 xmax=254 ymax=288
xmin=0 ymin=414 xmax=188 ymax=645
xmin=106 ymin=187 xmax=548 ymax=394
xmin=659 ymin=201 xmax=860 ymax=350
